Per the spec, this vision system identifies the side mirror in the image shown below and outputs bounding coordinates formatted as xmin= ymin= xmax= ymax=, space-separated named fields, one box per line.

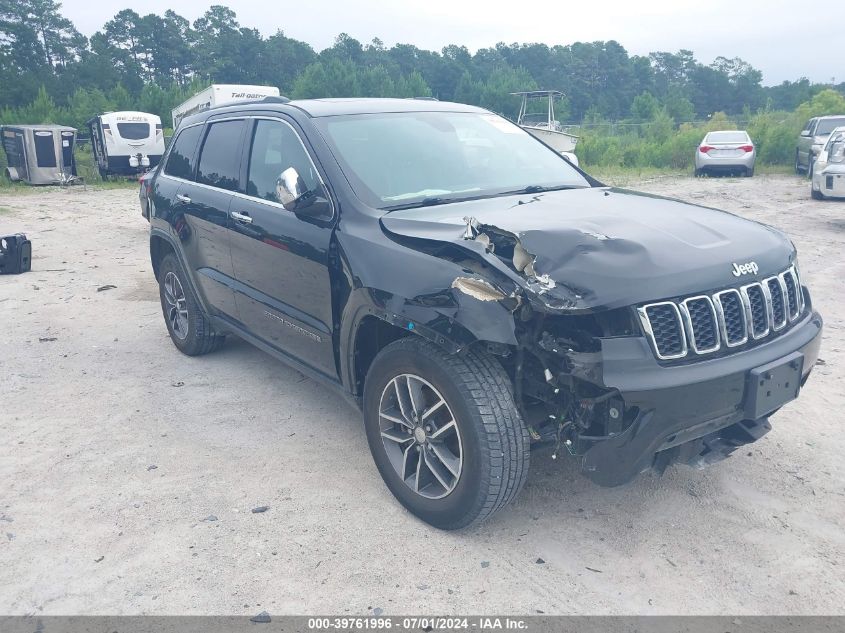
xmin=276 ymin=167 xmax=309 ymax=211
xmin=800 ymin=130 xmax=811 ymax=137
xmin=275 ymin=166 xmax=331 ymax=218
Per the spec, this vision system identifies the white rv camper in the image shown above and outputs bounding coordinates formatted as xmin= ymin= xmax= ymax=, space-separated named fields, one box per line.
xmin=171 ymin=85 xmax=282 ymax=130
xmin=86 ymin=111 xmax=164 ymax=177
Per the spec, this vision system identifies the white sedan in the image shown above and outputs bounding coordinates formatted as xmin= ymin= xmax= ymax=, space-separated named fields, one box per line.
xmin=694 ymin=130 xmax=756 ymax=177
xmin=811 ymin=126 xmax=845 ymax=200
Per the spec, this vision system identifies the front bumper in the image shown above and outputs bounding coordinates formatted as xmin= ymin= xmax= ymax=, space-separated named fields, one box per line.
xmin=813 ymin=164 xmax=845 ymax=198
xmin=579 ymin=309 xmax=823 ymax=486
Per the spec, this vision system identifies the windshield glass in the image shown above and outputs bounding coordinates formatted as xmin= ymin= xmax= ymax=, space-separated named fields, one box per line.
xmin=314 ymin=111 xmax=590 ymax=209
xmin=816 ymin=118 xmax=845 ymax=136
xmin=705 ymin=131 xmax=748 ymax=143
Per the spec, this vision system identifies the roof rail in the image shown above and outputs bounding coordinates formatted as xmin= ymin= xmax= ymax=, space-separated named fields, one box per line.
xmin=407 ymin=96 xmax=439 ymax=101
xmin=262 ymin=95 xmax=291 ymax=104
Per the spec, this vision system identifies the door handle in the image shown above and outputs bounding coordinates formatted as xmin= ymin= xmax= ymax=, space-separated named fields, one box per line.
xmin=175 ymin=193 xmax=191 ymax=204
xmin=230 ymin=210 xmax=253 ymax=224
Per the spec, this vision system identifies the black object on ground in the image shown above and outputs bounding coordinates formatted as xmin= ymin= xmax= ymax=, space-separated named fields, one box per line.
xmin=0 ymin=234 xmax=31 ymax=274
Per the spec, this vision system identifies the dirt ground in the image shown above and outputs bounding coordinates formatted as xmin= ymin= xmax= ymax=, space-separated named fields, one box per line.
xmin=1 ymin=174 xmax=843 ymax=616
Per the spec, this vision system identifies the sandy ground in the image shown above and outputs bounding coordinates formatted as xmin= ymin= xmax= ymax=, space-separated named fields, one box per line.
xmin=0 ymin=174 xmax=843 ymax=616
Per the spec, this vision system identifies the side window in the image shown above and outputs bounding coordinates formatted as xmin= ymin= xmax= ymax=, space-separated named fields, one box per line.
xmin=246 ymin=119 xmax=320 ymax=204
xmin=807 ymin=120 xmax=817 ymax=135
xmin=197 ymin=120 xmax=244 ymax=192
xmin=163 ymin=125 xmax=202 ymax=180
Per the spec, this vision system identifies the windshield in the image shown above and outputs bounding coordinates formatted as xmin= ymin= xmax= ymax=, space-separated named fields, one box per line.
xmin=705 ymin=131 xmax=748 ymax=143
xmin=816 ymin=118 xmax=845 ymax=136
xmin=314 ymin=111 xmax=590 ymax=210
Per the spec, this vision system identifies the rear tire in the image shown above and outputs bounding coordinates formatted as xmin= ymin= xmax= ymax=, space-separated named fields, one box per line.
xmin=694 ymin=168 xmax=703 ymax=178
xmin=363 ymin=338 xmax=530 ymax=530
xmin=811 ymin=188 xmax=824 ymax=200
xmin=808 ymin=155 xmax=815 ymax=180
xmin=158 ymin=253 xmax=225 ymax=356
xmin=745 ymin=167 xmax=754 ymax=178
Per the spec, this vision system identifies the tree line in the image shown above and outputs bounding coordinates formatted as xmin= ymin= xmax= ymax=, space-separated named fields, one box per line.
xmin=2 ymin=0 xmax=845 ymax=174
xmin=3 ymin=0 xmax=844 ymax=128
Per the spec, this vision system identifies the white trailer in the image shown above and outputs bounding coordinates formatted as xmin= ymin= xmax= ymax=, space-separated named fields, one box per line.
xmin=171 ymin=85 xmax=282 ymax=130
xmin=86 ymin=111 xmax=165 ymax=177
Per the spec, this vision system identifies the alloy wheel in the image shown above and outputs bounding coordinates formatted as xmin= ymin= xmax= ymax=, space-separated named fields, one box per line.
xmin=163 ymin=271 xmax=189 ymax=341
xmin=378 ymin=373 xmax=463 ymax=499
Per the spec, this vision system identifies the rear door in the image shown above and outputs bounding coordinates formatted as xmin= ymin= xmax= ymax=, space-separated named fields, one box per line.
xmin=176 ymin=118 xmax=247 ymax=319
xmin=228 ymin=116 xmax=338 ymax=378
xmin=153 ymin=122 xmax=203 ymax=226
xmin=153 ymin=120 xmax=243 ymax=320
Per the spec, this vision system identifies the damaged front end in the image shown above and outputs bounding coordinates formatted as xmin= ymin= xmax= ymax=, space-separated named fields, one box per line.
xmin=375 ymin=203 xmax=820 ymax=487
xmin=396 ymin=213 xmax=650 ymax=476
xmin=454 ymin=214 xmax=637 ymax=461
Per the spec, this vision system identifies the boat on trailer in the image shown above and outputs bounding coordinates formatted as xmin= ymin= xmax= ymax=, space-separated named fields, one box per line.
xmin=512 ymin=90 xmax=579 ymax=164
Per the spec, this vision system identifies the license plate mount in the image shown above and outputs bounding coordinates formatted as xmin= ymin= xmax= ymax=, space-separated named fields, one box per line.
xmin=745 ymin=352 xmax=803 ymax=419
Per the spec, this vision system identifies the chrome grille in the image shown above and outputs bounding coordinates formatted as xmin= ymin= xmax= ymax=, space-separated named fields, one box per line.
xmin=715 ymin=289 xmax=747 ymax=346
xmin=742 ymin=283 xmax=769 ymax=339
xmin=639 ymin=265 xmax=804 ymax=361
xmin=640 ymin=302 xmax=686 ymax=359
xmin=680 ymin=296 xmax=719 ymax=353
xmin=782 ymin=269 xmax=799 ymax=319
xmin=767 ymin=277 xmax=787 ymax=329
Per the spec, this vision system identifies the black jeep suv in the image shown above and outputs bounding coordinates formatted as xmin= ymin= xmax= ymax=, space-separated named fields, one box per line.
xmin=147 ymin=97 xmax=823 ymax=529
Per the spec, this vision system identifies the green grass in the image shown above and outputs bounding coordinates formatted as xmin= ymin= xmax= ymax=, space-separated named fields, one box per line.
xmin=0 ymin=181 xmax=40 ymax=195
xmin=588 ymin=165 xmax=686 ymax=184
xmin=586 ymin=162 xmax=796 ymax=186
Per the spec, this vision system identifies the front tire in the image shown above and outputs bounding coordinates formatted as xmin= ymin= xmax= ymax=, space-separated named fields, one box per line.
xmin=158 ymin=253 xmax=225 ymax=356
xmin=811 ymin=187 xmax=824 ymax=200
xmin=363 ymin=338 xmax=530 ymax=530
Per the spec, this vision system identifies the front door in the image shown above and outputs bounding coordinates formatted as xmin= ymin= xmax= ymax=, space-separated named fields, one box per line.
xmin=228 ymin=117 xmax=337 ymax=379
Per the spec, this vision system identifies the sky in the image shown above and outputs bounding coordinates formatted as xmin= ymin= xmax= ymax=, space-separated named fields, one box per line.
xmin=59 ymin=0 xmax=845 ymax=86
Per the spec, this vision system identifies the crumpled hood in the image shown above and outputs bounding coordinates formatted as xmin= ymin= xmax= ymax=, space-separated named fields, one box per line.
xmin=380 ymin=187 xmax=795 ymax=311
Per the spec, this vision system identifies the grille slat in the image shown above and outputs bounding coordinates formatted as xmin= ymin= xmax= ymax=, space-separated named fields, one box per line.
xmin=716 ymin=289 xmax=747 ymax=346
xmin=682 ymin=297 xmax=719 ymax=353
xmin=743 ymin=283 xmax=769 ymax=338
xmin=639 ymin=265 xmax=804 ymax=361
xmin=782 ymin=271 xmax=799 ymax=318
xmin=767 ymin=277 xmax=787 ymax=329
xmin=641 ymin=303 xmax=686 ymax=359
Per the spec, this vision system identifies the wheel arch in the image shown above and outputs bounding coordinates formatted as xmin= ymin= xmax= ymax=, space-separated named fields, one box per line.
xmin=341 ymin=288 xmax=520 ymax=399
xmin=149 ymin=231 xmax=176 ymax=281
xmin=148 ymin=228 xmax=211 ymax=315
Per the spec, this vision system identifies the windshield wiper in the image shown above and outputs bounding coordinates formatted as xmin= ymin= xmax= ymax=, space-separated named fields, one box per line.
xmin=420 ymin=196 xmax=446 ymax=206
xmin=505 ymin=184 xmax=583 ymax=195
xmin=384 ymin=194 xmax=484 ymax=211
xmin=382 ymin=184 xmax=586 ymax=212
